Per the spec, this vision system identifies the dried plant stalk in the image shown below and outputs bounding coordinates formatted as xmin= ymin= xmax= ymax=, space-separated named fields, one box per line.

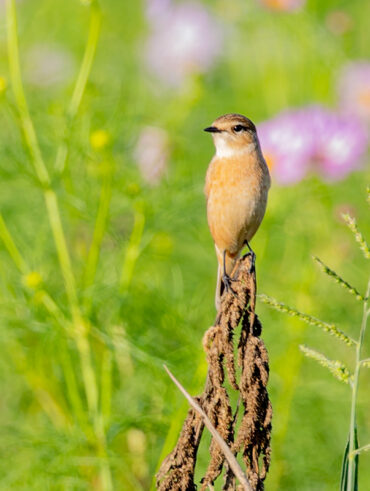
xmin=163 ymin=366 xmax=252 ymax=491
xmin=156 ymin=254 xmax=272 ymax=490
xmin=156 ymin=407 xmax=203 ymax=491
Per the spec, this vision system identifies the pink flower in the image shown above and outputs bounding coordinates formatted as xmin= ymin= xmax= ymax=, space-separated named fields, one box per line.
xmin=145 ymin=0 xmax=172 ymax=22
xmin=144 ymin=0 xmax=223 ymax=87
xmin=133 ymin=126 xmax=169 ymax=185
xmin=337 ymin=61 xmax=370 ymax=124
xmin=307 ymin=107 xmax=368 ymax=180
xmin=258 ymin=111 xmax=315 ymax=185
xmin=258 ymin=0 xmax=306 ymax=12
xmin=258 ymin=106 xmax=368 ymax=185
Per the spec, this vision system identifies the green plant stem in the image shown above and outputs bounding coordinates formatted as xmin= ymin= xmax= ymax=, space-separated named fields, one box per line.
xmin=314 ymin=256 xmax=364 ymax=301
xmin=60 ymin=342 xmax=91 ymax=434
xmin=10 ymin=340 xmax=71 ymax=429
xmin=6 ymin=0 xmax=80 ymax=322
xmin=6 ymin=0 xmax=94 ymax=413
xmin=6 ymin=0 xmax=49 ymax=188
xmin=259 ymin=293 xmax=356 ymax=346
xmin=347 ymin=278 xmax=370 ymax=490
xmin=0 ymin=214 xmax=109 ymax=351
xmin=0 ymin=213 xmax=27 ymax=273
xmin=44 ymin=190 xmax=81 ymax=319
xmin=55 ymin=2 xmax=101 ymax=174
xmin=0 ymin=217 xmax=104 ymax=442
xmin=120 ymin=208 xmax=145 ymax=292
xmin=83 ymin=169 xmax=113 ymax=309
xmin=101 ymin=348 xmax=112 ymax=428
xmin=5 ymin=2 xmax=112 ymax=487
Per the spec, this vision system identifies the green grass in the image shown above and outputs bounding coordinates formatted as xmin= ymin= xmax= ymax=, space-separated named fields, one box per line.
xmin=0 ymin=0 xmax=369 ymax=489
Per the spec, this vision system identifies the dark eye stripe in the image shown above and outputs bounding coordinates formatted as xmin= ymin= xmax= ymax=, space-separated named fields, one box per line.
xmin=233 ymin=125 xmax=247 ymax=132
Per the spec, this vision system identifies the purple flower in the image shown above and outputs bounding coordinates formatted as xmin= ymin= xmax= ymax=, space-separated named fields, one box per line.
xmin=307 ymin=106 xmax=368 ymax=180
xmin=133 ymin=126 xmax=169 ymax=185
xmin=258 ymin=0 xmax=306 ymax=12
xmin=258 ymin=106 xmax=368 ymax=185
xmin=24 ymin=44 xmax=75 ymax=88
xmin=258 ymin=111 xmax=315 ymax=184
xmin=337 ymin=61 xmax=370 ymax=124
xmin=145 ymin=0 xmax=172 ymax=22
xmin=144 ymin=0 xmax=223 ymax=87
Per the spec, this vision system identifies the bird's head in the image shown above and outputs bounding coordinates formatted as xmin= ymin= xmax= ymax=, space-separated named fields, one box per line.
xmin=204 ymin=113 xmax=258 ymax=158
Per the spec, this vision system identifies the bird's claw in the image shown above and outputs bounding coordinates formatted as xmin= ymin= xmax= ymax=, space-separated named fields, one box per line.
xmin=244 ymin=251 xmax=256 ymax=273
xmin=222 ymin=274 xmax=238 ymax=298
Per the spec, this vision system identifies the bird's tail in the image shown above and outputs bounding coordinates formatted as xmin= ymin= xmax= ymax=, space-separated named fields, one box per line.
xmin=215 ymin=255 xmax=238 ymax=311
xmin=215 ymin=264 xmax=223 ymax=311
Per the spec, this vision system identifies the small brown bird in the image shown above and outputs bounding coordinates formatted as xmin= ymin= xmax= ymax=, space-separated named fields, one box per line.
xmin=204 ymin=113 xmax=271 ymax=310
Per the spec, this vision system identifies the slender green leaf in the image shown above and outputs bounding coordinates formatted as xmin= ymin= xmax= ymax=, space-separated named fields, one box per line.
xmin=340 ymin=437 xmax=349 ymax=491
xmin=341 ymin=428 xmax=359 ymax=491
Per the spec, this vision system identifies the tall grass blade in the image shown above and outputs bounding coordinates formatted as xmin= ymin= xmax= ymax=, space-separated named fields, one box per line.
xmin=340 ymin=437 xmax=349 ymax=491
xmin=341 ymin=427 xmax=359 ymax=491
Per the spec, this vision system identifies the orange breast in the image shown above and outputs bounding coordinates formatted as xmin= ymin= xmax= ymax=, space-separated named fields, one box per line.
xmin=205 ymin=153 xmax=269 ymax=256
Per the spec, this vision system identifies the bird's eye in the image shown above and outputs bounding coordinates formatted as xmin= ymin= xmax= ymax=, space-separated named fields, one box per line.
xmin=233 ymin=125 xmax=246 ymax=132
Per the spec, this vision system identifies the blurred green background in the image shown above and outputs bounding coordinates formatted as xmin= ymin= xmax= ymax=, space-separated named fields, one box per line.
xmin=0 ymin=0 xmax=369 ymax=489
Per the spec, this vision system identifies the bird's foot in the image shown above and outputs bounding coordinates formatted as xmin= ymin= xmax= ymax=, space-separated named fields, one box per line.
xmin=243 ymin=251 xmax=256 ymax=273
xmin=222 ymin=274 xmax=238 ymax=298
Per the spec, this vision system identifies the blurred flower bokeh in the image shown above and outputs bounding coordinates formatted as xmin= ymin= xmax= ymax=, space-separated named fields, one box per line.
xmin=337 ymin=61 xmax=370 ymax=124
xmin=259 ymin=106 xmax=368 ymax=185
xmin=90 ymin=129 xmax=111 ymax=151
xmin=144 ymin=0 xmax=223 ymax=87
xmin=134 ymin=126 xmax=169 ymax=185
xmin=24 ymin=43 xmax=75 ymax=88
xmin=258 ymin=0 xmax=306 ymax=12
xmin=325 ymin=10 xmax=353 ymax=36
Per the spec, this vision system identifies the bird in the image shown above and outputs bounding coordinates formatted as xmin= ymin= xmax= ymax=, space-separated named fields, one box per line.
xmin=204 ymin=113 xmax=271 ymax=310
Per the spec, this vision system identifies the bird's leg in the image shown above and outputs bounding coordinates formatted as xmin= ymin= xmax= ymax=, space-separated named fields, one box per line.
xmin=244 ymin=240 xmax=256 ymax=273
xmin=222 ymin=249 xmax=237 ymax=297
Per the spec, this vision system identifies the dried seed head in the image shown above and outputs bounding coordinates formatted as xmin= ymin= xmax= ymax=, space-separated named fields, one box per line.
xmin=157 ymin=255 xmax=272 ymax=490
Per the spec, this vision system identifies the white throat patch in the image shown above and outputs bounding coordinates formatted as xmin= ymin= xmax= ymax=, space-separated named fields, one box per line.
xmin=215 ymin=139 xmax=256 ymax=159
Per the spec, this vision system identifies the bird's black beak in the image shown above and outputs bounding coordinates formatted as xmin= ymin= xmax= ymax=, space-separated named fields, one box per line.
xmin=203 ymin=126 xmax=221 ymax=133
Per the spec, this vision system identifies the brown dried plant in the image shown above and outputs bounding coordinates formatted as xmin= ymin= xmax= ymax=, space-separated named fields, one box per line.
xmin=156 ymin=254 xmax=272 ymax=490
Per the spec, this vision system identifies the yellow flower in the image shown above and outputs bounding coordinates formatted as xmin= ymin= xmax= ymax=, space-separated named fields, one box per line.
xmin=23 ymin=271 xmax=42 ymax=289
xmin=90 ymin=129 xmax=110 ymax=150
